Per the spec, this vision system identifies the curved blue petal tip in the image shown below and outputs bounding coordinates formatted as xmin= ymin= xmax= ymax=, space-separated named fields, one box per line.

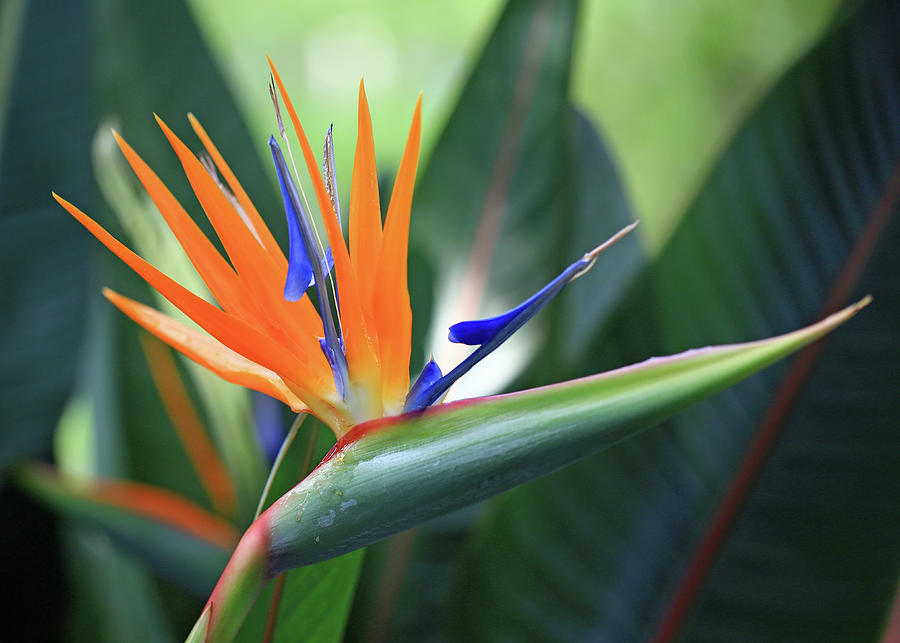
xmin=270 ymin=136 xmax=317 ymax=302
xmin=404 ymin=359 xmax=443 ymax=412
xmin=410 ymin=222 xmax=638 ymax=410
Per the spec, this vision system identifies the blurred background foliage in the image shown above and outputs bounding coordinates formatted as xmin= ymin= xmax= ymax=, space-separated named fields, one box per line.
xmin=191 ymin=0 xmax=840 ymax=248
xmin=1 ymin=0 xmax=898 ymax=641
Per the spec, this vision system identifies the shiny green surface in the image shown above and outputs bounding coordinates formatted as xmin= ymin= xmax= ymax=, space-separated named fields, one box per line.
xmin=263 ymin=302 xmax=865 ymax=571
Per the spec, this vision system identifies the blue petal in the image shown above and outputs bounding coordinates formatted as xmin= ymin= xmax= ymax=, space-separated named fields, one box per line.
xmin=411 ymin=222 xmax=638 ymax=410
xmin=322 ymin=247 xmax=334 ymax=277
xmin=449 ymin=288 xmax=544 ymax=346
xmin=270 ymin=136 xmax=316 ymax=302
xmin=319 ymin=338 xmax=345 ymax=398
xmin=270 ymin=136 xmax=350 ymax=398
xmin=252 ymin=392 xmax=285 ymax=464
xmin=404 ymin=359 xmax=443 ymax=412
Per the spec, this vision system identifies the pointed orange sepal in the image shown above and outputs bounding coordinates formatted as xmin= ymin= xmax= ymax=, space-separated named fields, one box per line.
xmin=373 ymin=95 xmax=422 ymax=411
xmin=154 ymin=114 xmax=325 ymax=357
xmin=349 ymin=79 xmax=383 ymax=320
xmin=186 ymin=113 xmax=287 ymax=271
xmin=111 ymin=289 xmax=307 ymax=413
xmin=53 ymin=193 xmax=333 ymax=407
xmin=111 ymin=130 xmax=253 ymax=322
xmin=268 ymin=57 xmax=382 ymax=416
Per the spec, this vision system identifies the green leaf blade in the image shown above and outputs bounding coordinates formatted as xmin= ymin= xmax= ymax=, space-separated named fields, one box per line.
xmin=448 ymin=1 xmax=900 ymax=640
xmin=16 ymin=464 xmax=237 ymax=597
xmin=264 ymin=299 xmax=868 ymax=572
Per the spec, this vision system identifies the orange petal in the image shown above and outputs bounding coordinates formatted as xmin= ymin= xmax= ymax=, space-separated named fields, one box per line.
xmin=186 ymin=113 xmax=287 ymax=271
xmin=112 ymin=131 xmax=257 ymax=323
xmin=373 ymin=95 xmax=422 ymax=410
xmin=349 ymin=80 xmax=383 ymax=319
xmin=155 ymin=114 xmax=324 ymax=350
xmin=53 ymin=193 xmax=333 ymax=404
xmin=138 ymin=331 xmax=238 ymax=518
xmin=268 ymin=58 xmax=381 ymax=413
xmin=89 ymin=476 xmax=239 ymax=550
xmin=112 ymin=289 xmax=307 ymax=413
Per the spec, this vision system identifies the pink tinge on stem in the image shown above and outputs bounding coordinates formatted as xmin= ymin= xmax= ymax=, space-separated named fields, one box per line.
xmin=203 ymin=514 xmax=273 ymax=641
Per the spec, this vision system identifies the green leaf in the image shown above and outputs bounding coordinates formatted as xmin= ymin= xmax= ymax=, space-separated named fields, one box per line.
xmin=191 ymin=299 xmax=866 ymax=642
xmin=409 ymin=0 xmax=580 ymax=394
xmin=267 ymin=299 xmax=867 ymax=568
xmin=547 ymin=108 xmax=643 ymax=368
xmin=0 ymin=0 xmax=93 ymax=470
xmin=62 ymin=526 xmax=175 ymax=643
xmin=90 ymin=0 xmax=276 ymax=520
xmin=353 ymin=0 xmax=640 ymax=630
xmin=371 ymin=106 xmax=643 ymax=641
xmin=235 ymin=552 xmax=364 ymax=643
xmin=235 ymin=418 xmax=364 ymax=643
xmin=17 ymin=463 xmax=237 ymax=597
xmin=448 ymin=1 xmax=900 ymax=641
xmin=51 ymin=283 xmax=188 ymax=641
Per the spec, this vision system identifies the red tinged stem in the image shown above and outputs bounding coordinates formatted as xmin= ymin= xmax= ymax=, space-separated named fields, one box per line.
xmin=322 ymin=395 xmax=487 ymax=464
xmin=202 ymin=515 xmax=273 ymax=642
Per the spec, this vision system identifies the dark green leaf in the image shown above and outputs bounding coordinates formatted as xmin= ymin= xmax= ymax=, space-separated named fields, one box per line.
xmin=354 ymin=1 xmax=640 ymax=634
xmin=191 ymin=300 xmax=864 ymax=642
xmin=62 ymin=526 xmax=175 ymax=643
xmin=409 ymin=0 xmax=580 ymax=390
xmin=235 ymin=552 xmax=364 ymax=643
xmin=265 ymin=301 xmax=865 ymax=571
xmin=0 ymin=0 xmax=92 ymax=469
xmin=377 ymin=105 xmax=643 ymax=642
xmin=449 ymin=1 xmax=900 ymax=640
xmin=235 ymin=418 xmax=364 ymax=642
xmin=16 ymin=463 xmax=237 ymax=597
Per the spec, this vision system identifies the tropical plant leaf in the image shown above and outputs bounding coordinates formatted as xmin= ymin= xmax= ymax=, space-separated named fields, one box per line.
xmin=447 ymin=1 xmax=900 ymax=641
xmin=90 ymin=0 xmax=279 ymax=519
xmin=234 ymin=418 xmax=365 ymax=643
xmin=48 ymin=290 xmax=191 ymax=642
xmin=547 ymin=108 xmax=643 ymax=368
xmin=409 ymin=0 xmax=581 ymax=398
xmin=235 ymin=552 xmax=365 ymax=643
xmin=0 ymin=0 xmax=93 ymax=470
xmin=190 ymin=299 xmax=866 ymax=642
xmin=373 ymin=105 xmax=643 ymax=642
xmin=62 ymin=525 xmax=175 ymax=643
xmin=16 ymin=463 xmax=238 ymax=596
xmin=350 ymin=0 xmax=640 ymax=633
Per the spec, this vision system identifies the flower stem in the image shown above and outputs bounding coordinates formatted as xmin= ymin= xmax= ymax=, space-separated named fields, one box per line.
xmin=190 ymin=517 xmax=272 ymax=643
xmin=254 ymin=413 xmax=306 ymax=520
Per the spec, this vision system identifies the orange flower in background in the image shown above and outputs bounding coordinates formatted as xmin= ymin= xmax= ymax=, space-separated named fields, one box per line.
xmin=54 ymin=58 xmax=630 ymax=439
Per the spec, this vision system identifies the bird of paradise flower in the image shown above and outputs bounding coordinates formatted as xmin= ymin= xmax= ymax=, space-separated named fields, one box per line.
xmin=52 ymin=57 xmax=633 ymax=440
xmin=48 ymin=58 xmax=869 ymax=643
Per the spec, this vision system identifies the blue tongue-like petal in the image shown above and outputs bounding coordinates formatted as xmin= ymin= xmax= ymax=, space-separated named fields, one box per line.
xmin=448 ymin=286 xmax=548 ymax=346
xmin=283 ymin=220 xmax=314 ymax=301
xmin=270 ymin=135 xmax=350 ymax=399
xmin=271 ymin=137 xmax=315 ymax=302
xmin=272 ymin=138 xmax=337 ymax=302
xmin=319 ymin=338 xmax=345 ymax=398
xmin=404 ymin=222 xmax=638 ymax=412
xmin=322 ymin=247 xmax=334 ymax=277
xmin=404 ymin=359 xmax=443 ymax=411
